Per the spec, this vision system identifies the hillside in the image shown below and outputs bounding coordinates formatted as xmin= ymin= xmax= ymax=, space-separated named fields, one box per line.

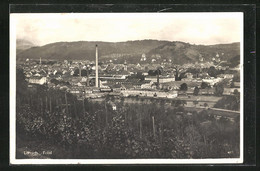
xmin=16 ymin=40 xmax=240 ymax=65
xmin=146 ymin=42 xmax=240 ymax=64
xmin=16 ymin=39 xmax=37 ymax=54
xmin=17 ymin=40 xmax=168 ymax=61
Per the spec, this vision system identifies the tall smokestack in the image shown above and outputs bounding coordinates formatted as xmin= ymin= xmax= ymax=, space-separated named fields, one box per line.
xmin=95 ymin=44 xmax=99 ymax=88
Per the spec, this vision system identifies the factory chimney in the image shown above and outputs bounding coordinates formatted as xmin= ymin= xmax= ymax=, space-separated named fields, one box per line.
xmin=95 ymin=44 xmax=99 ymax=88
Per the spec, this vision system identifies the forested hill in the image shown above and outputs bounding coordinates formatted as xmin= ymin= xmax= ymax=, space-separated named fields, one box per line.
xmin=146 ymin=42 xmax=240 ymax=65
xmin=16 ymin=39 xmax=37 ymax=54
xmin=17 ymin=39 xmax=240 ymax=65
xmin=17 ymin=40 xmax=168 ymax=61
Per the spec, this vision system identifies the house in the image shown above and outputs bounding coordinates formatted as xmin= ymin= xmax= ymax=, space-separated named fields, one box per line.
xmin=145 ymin=76 xmax=175 ymax=83
xmin=199 ymin=88 xmax=215 ymax=95
xmin=28 ymin=76 xmax=47 ymax=85
xmin=141 ymin=81 xmax=153 ymax=89
xmin=160 ymin=82 xmax=179 ymax=90
xmin=99 ymin=81 xmax=110 ymax=88
xmin=110 ymin=84 xmax=124 ymax=92
xmin=223 ymin=88 xmax=240 ymax=95
xmin=156 ymin=91 xmax=178 ymax=98
xmin=234 ymin=82 xmax=240 ymax=87
xmin=218 ymin=74 xmax=234 ymax=79
xmin=202 ymin=77 xmax=223 ymax=86
xmin=182 ymin=77 xmax=193 ymax=82
xmin=121 ymin=84 xmax=134 ymax=90
xmin=140 ymin=54 xmax=146 ymax=61
xmin=121 ymin=89 xmax=178 ymax=99
xmin=70 ymin=86 xmax=85 ymax=97
xmin=186 ymin=88 xmax=194 ymax=95
xmin=185 ymin=72 xmax=193 ymax=79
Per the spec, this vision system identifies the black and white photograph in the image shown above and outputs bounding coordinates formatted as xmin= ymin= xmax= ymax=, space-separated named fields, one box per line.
xmin=10 ymin=12 xmax=243 ymax=164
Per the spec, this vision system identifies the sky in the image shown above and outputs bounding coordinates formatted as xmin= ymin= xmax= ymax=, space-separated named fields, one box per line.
xmin=11 ymin=13 xmax=243 ymax=46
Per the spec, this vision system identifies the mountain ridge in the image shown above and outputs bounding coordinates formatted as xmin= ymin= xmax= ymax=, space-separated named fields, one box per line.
xmin=16 ymin=39 xmax=240 ymax=65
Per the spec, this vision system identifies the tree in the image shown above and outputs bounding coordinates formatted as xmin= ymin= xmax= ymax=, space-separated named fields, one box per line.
xmin=214 ymin=95 xmax=239 ymax=111
xmin=230 ymin=82 xmax=235 ymax=88
xmin=193 ymin=86 xmax=200 ymax=96
xmin=50 ymin=78 xmax=60 ymax=85
xmin=148 ymin=68 xmax=162 ymax=76
xmin=172 ymin=65 xmax=184 ymax=81
xmin=201 ymin=82 xmax=209 ymax=89
xmin=175 ymin=100 xmax=183 ymax=107
xmin=129 ymin=72 xmax=145 ymax=81
xmin=136 ymin=72 xmax=145 ymax=81
xmin=55 ymin=71 xmax=62 ymax=76
xmin=73 ymin=68 xmax=79 ymax=76
xmin=233 ymin=89 xmax=239 ymax=96
xmin=85 ymin=67 xmax=93 ymax=86
xmin=148 ymin=70 xmax=157 ymax=76
xmin=208 ymin=66 xmax=217 ymax=78
xmin=155 ymin=68 xmax=162 ymax=75
xmin=193 ymin=100 xmax=199 ymax=107
xmin=81 ymin=69 xmax=88 ymax=76
xmin=233 ymin=89 xmax=240 ymax=106
xmin=233 ymin=73 xmax=240 ymax=82
xmin=179 ymin=72 xmax=186 ymax=80
xmin=180 ymin=83 xmax=188 ymax=91
xmin=214 ymin=83 xmax=224 ymax=96
xmin=16 ymin=68 xmax=28 ymax=97
xmin=181 ymin=100 xmax=187 ymax=106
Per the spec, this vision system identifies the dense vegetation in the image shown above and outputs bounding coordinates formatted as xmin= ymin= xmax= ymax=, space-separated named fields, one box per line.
xmin=16 ymin=69 xmax=240 ymax=159
xmin=214 ymin=91 xmax=240 ymax=111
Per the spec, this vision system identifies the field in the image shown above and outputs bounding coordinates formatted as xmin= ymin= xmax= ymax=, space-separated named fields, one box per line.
xmin=16 ymin=85 xmax=240 ymax=159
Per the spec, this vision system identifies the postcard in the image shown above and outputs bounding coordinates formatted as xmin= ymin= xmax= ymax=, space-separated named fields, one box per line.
xmin=10 ymin=12 xmax=243 ymax=164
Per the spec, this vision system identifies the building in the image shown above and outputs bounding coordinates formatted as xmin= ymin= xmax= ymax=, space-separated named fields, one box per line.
xmin=223 ymin=88 xmax=240 ymax=95
xmin=124 ymin=60 xmax=128 ymax=71
xmin=218 ymin=74 xmax=234 ymax=79
xmin=199 ymin=88 xmax=215 ymax=95
xmin=145 ymin=76 xmax=175 ymax=83
xmin=140 ymin=54 xmax=146 ymax=61
xmin=121 ymin=89 xmax=178 ymax=99
xmin=141 ymin=81 xmax=153 ymax=89
xmin=234 ymin=82 xmax=240 ymax=87
xmin=185 ymin=73 xmax=193 ymax=79
xmin=69 ymin=86 xmax=85 ymax=97
xmin=202 ymin=77 xmax=223 ymax=86
xmin=28 ymin=76 xmax=47 ymax=85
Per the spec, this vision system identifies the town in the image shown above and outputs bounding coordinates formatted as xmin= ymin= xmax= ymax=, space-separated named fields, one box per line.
xmin=18 ymin=45 xmax=240 ymax=110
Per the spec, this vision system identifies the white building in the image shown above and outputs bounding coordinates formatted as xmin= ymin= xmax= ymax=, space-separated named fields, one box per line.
xmin=28 ymin=76 xmax=47 ymax=85
xmin=218 ymin=74 xmax=234 ymax=79
xmin=121 ymin=90 xmax=178 ymax=99
xmin=202 ymin=77 xmax=223 ymax=86
xmin=141 ymin=54 xmax=147 ymax=61
xmin=145 ymin=76 xmax=175 ymax=83
xmin=141 ymin=82 xmax=153 ymax=89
